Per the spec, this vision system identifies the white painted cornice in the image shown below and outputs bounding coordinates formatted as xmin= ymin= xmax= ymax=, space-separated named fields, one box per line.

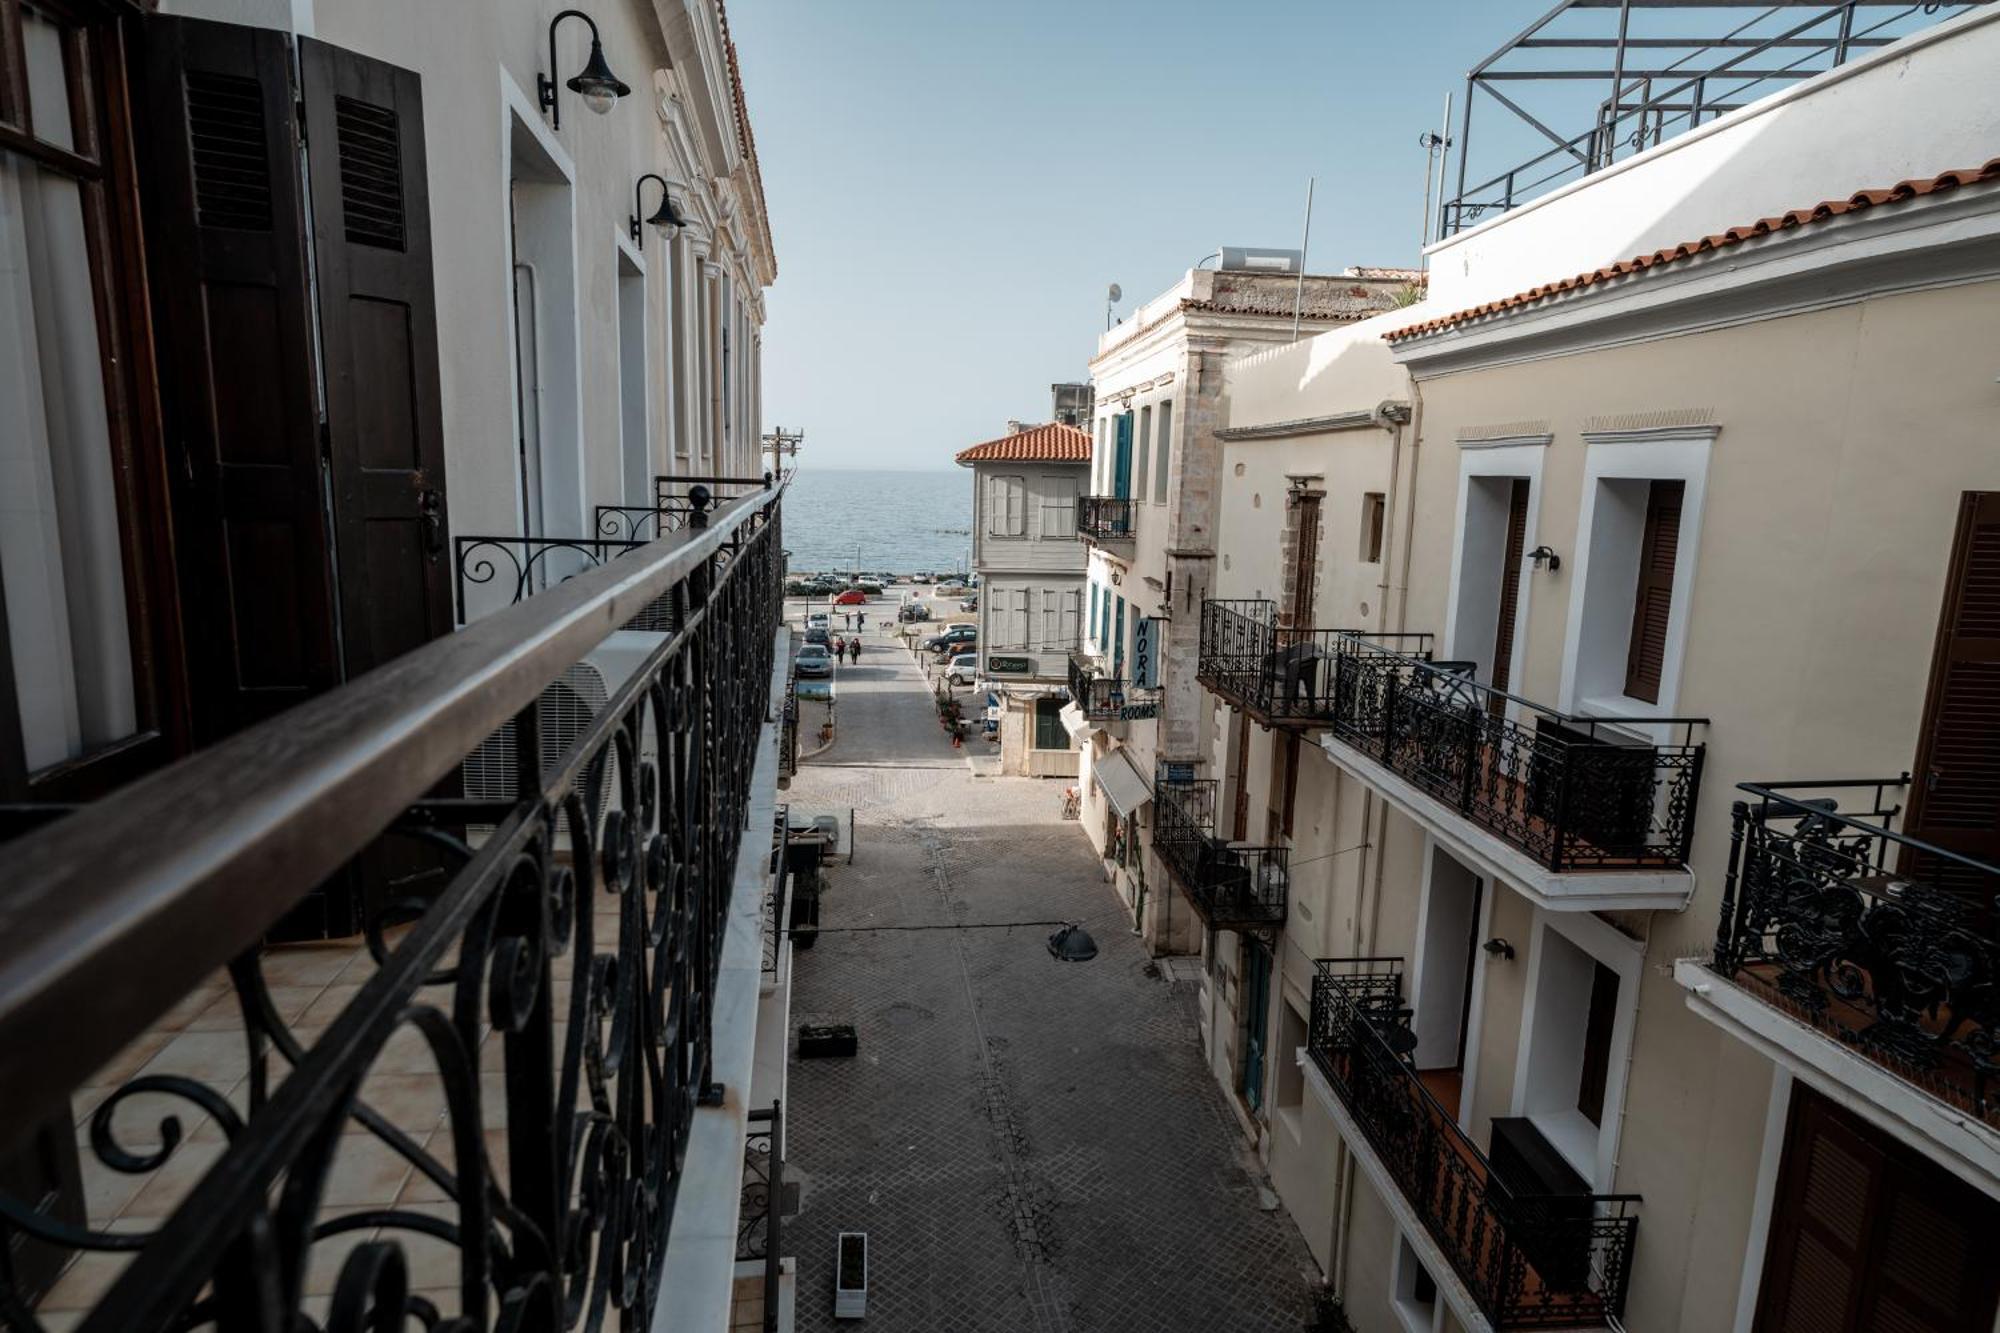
xmin=1396 ymin=180 xmax=2000 ymax=377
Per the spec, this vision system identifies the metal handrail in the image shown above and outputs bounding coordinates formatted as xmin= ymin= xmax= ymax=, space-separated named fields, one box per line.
xmin=0 ymin=483 xmax=781 ymax=1154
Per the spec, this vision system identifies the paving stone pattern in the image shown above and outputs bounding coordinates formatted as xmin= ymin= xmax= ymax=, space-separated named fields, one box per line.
xmin=784 ymin=613 xmax=1320 ymax=1332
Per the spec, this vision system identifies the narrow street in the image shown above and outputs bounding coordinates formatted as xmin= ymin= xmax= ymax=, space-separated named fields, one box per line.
xmin=781 ymin=603 xmax=1319 ymax=1332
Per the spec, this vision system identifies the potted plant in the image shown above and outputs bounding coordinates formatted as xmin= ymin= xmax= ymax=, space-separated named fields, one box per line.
xmin=835 ymin=1231 xmax=867 ymax=1319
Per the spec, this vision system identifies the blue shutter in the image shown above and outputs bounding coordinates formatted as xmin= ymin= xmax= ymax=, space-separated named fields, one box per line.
xmin=1114 ymin=596 xmax=1126 ymax=677
xmin=1113 ymin=413 xmax=1134 ymax=500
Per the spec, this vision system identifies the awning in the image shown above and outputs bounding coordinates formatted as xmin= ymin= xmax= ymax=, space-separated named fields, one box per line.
xmin=1059 ymin=702 xmax=1090 ymax=743
xmin=1094 ymin=747 xmax=1152 ymax=818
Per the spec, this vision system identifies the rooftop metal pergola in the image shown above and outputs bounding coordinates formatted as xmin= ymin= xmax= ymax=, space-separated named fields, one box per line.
xmin=1439 ymin=1 xmax=1992 ymax=236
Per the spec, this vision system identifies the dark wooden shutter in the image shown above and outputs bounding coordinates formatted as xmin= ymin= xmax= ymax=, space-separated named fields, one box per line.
xmin=1490 ymin=478 xmax=1530 ymax=712
xmin=300 ymin=38 xmax=454 ymax=677
xmin=1903 ymin=492 xmax=2000 ymax=889
xmin=1756 ymin=1086 xmax=1999 ymax=1333
xmin=1623 ymin=479 xmax=1685 ymax=703
xmin=132 ymin=16 xmax=338 ymax=743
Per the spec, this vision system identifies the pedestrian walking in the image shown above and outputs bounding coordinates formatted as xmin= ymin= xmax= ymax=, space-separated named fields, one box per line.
xmin=833 ymin=634 xmax=846 ymax=661
xmin=848 ymin=638 xmax=861 ymax=664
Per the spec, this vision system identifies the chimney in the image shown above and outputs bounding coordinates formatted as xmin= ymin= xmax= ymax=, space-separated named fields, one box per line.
xmin=1006 ymin=420 xmax=1026 ymax=435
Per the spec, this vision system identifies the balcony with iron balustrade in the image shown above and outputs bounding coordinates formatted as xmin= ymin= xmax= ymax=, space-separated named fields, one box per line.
xmin=1313 ymin=630 xmax=1706 ymax=911
xmin=1077 ymin=495 xmax=1136 ymax=546
xmin=1677 ymin=779 xmax=2000 ymax=1192
xmin=1198 ymin=599 xmax=1435 ymax=727
xmin=1067 ymin=650 xmax=1153 ymax=725
xmin=0 ymin=486 xmax=793 ymax=1330
xmin=1152 ymin=775 xmax=1289 ymax=932
xmin=1308 ymin=959 xmax=1640 ymax=1330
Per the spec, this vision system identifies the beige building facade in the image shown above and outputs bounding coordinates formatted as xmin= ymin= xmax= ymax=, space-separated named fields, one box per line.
xmin=1194 ymin=13 xmax=2000 ymax=1333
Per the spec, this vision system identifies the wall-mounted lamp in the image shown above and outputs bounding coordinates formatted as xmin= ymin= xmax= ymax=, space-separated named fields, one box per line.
xmin=631 ymin=173 xmax=684 ymax=247
xmin=539 ymin=9 xmax=630 ymax=131
xmin=1482 ymin=937 xmax=1516 ymax=961
xmin=1527 ymin=545 xmax=1562 ymax=573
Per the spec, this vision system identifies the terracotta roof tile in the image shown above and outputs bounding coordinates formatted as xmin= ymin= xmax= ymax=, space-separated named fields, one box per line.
xmin=1385 ymin=156 xmax=2000 ymax=342
xmin=954 ymin=422 xmax=1092 ymax=465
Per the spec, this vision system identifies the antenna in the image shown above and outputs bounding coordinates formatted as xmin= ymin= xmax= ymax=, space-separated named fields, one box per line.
xmin=1418 ymin=91 xmax=1454 ymax=262
xmin=1105 ymin=283 xmax=1122 ymax=331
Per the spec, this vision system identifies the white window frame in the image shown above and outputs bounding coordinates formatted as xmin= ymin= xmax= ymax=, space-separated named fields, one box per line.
xmin=987 ymin=473 xmax=1025 ymax=537
xmin=1558 ymin=426 xmax=1716 ymax=722
xmin=1441 ymin=437 xmax=1548 ymax=703
xmin=1152 ymin=398 xmax=1173 ymax=505
xmin=1133 ymin=404 xmax=1152 ymax=501
xmin=1405 ymin=839 xmax=1497 ymax=1133
xmin=1509 ymin=905 xmax=1645 ymax=1190
xmin=1039 ymin=473 xmax=1077 ymax=538
xmin=1390 ymin=1231 xmax=1447 ymax=1333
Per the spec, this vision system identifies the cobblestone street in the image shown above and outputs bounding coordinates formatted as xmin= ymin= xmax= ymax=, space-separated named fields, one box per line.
xmin=780 ymin=605 xmax=1319 ymax=1332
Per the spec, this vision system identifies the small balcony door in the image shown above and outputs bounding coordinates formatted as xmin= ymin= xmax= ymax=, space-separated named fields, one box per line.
xmin=132 ymin=16 xmax=454 ymax=937
xmin=1112 ymin=412 xmax=1133 ymax=500
xmin=1488 ymin=479 xmax=1530 ymax=713
xmin=1755 ymin=1085 xmax=1999 ymax=1331
xmin=1241 ymin=939 xmax=1272 ymax=1114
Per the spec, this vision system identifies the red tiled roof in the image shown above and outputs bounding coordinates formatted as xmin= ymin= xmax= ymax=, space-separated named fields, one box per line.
xmin=1385 ymin=157 xmax=2000 ymax=342
xmin=954 ymin=423 xmax=1092 ymax=465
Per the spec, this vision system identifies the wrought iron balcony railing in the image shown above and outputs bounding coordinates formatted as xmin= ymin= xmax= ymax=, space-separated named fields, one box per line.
xmin=1325 ymin=635 xmax=1706 ymax=872
xmin=1199 ymin=599 xmax=1436 ymax=724
xmin=1152 ymin=775 xmax=1288 ymax=930
xmin=739 ymin=1102 xmax=785 ymax=1332
xmin=455 ymin=532 xmax=668 ymax=628
xmin=655 ymin=472 xmax=771 ymax=514
xmin=1067 ymin=650 xmax=1152 ymax=722
xmin=1310 ymin=959 xmax=1640 ymax=1329
xmin=1077 ymin=495 xmax=1136 ymax=542
xmin=1712 ymin=779 xmax=2000 ymax=1128
xmin=596 ymin=501 xmax=697 ymax=543
xmin=0 ymin=485 xmax=786 ymax=1330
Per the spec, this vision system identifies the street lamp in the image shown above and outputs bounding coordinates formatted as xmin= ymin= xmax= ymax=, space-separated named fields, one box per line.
xmin=631 ymin=173 xmax=684 ymax=247
xmin=539 ymin=9 xmax=631 ymax=131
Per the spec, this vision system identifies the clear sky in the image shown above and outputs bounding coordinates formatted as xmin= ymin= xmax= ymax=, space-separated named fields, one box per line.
xmin=723 ymin=1 xmax=1675 ymax=470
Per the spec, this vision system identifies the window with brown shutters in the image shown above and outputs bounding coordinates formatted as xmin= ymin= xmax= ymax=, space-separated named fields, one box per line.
xmin=1623 ymin=479 xmax=1684 ymax=703
xmin=1756 ymin=1086 xmax=2000 ymax=1332
xmin=1902 ymin=491 xmax=2000 ymax=893
xmin=1490 ymin=478 xmax=1530 ymax=710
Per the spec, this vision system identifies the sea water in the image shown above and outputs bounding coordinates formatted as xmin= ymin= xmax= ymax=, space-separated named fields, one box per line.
xmin=781 ymin=468 xmax=974 ymax=577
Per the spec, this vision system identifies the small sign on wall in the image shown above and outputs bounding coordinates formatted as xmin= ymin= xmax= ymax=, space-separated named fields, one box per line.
xmin=987 ymin=655 xmax=1032 ymax=674
xmin=1132 ymin=617 xmax=1161 ymax=690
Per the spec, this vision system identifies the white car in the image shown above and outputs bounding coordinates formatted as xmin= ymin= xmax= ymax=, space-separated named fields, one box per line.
xmin=805 ymin=611 xmax=830 ymax=631
xmin=945 ymin=652 xmax=979 ymax=686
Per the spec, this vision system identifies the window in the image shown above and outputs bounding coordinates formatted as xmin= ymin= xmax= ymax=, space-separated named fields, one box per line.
xmin=1088 ymin=582 xmax=1098 ymax=649
xmin=1360 ymin=491 xmax=1386 ymax=563
xmin=616 ymin=252 xmax=648 ymax=505
xmin=986 ymin=474 xmax=1025 ymax=536
xmin=1059 ymin=588 xmax=1081 ymax=649
xmin=1093 ymin=418 xmax=1104 ymax=494
xmin=1576 ymin=962 xmax=1619 ymax=1126
xmin=1113 ymin=596 xmax=1126 ymax=678
xmin=1275 ymin=1000 xmax=1307 ymax=1111
xmin=1153 ymin=400 xmax=1172 ymax=504
xmin=1392 ymin=1235 xmax=1442 ymax=1333
xmin=1133 ymin=405 xmax=1151 ymax=500
xmin=1040 ymin=475 xmax=1077 ymax=538
xmin=1623 ymin=479 xmax=1684 ymax=703
xmin=1033 ymin=696 xmax=1067 ymax=749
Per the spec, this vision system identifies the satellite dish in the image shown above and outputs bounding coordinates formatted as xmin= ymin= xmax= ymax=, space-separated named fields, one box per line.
xmin=1107 ymin=283 xmax=1122 ymax=303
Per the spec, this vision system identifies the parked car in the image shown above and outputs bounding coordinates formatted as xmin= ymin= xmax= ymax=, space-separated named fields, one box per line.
xmin=804 ymin=627 xmax=831 ymax=648
xmin=856 ymin=581 xmax=884 ymax=595
xmin=796 ymin=644 xmax=834 ymax=678
xmin=897 ymin=603 xmax=931 ymax=623
xmin=935 ymin=581 xmax=967 ymax=597
xmin=833 ymin=588 xmax=868 ymax=606
xmin=923 ymin=625 xmax=977 ymax=654
xmin=945 ymin=652 xmax=979 ymax=687
xmin=806 ymin=611 xmax=830 ymax=630
xmin=959 ymin=595 xmax=978 ymax=612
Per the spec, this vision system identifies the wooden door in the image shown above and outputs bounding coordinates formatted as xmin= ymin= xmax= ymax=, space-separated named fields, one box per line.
xmin=1903 ymin=492 xmax=2000 ymax=889
xmin=301 ymin=38 xmax=454 ymax=677
xmin=132 ymin=16 xmax=339 ymax=744
xmin=1623 ymin=479 xmax=1685 ymax=704
xmin=1755 ymin=1085 xmax=1999 ymax=1332
xmin=1489 ymin=478 xmax=1530 ymax=712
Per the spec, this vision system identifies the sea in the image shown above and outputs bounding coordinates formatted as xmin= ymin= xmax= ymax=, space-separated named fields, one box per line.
xmin=782 ymin=468 xmax=973 ymax=577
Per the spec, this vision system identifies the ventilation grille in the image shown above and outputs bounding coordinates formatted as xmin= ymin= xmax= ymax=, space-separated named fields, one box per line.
xmin=334 ymin=95 xmax=405 ymax=250
xmin=186 ymin=70 xmax=272 ymax=231
xmin=462 ymin=665 xmax=611 ymax=825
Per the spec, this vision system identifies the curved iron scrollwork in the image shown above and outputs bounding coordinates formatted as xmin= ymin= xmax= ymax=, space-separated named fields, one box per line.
xmin=1323 ymin=633 xmax=1705 ymax=872
xmin=0 ymin=498 xmax=785 ymax=1331
xmin=595 ymin=504 xmax=693 ymax=545
xmin=1308 ymin=959 xmax=1640 ymax=1328
xmin=455 ymin=533 xmax=685 ymax=633
xmin=1713 ymin=780 xmax=2000 ymax=1125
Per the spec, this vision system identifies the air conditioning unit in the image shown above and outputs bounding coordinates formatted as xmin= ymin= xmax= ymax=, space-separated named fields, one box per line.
xmin=462 ymin=629 xmax=668 ymax=833
xmin=1219 ymin=245 xmax=1302 ymax=273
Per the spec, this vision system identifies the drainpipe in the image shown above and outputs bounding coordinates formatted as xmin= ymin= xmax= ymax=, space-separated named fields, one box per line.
xmin=1390 ymin=385 xmax=1423 ymax=636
